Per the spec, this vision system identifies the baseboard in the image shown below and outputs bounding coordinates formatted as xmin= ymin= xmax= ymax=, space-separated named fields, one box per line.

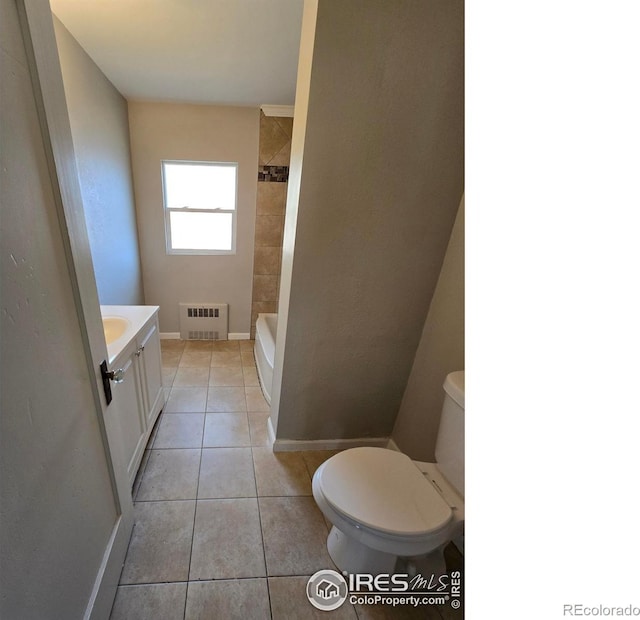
xmin=272 ymin=436 xmax=391 ymax=453
xmin=228 ymin=333 xmax=250 ymax=340
xmin=386 ymin=438 xmax=402 ymax=452
xmin=160 ymin=332 xmax=181 ymax=339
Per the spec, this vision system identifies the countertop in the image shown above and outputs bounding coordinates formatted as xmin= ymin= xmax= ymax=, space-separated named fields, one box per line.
xmin=101 ymin=305 xmax=160 ymax=365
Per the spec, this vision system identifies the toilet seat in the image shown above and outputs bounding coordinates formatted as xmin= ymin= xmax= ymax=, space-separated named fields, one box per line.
xmin=316 ymin=448 xmax=452 ymax=537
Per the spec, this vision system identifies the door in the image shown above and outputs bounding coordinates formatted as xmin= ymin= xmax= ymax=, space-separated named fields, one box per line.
xmin=0 ymin=1 xmax=133 ymax=618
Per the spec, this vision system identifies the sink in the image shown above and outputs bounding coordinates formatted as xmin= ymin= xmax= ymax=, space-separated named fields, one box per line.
xmin=102 ymin=316 xmax=130 ymax=344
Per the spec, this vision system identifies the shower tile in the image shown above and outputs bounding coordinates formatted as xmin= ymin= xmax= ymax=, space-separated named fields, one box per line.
xmin=189 ymin=498 xmax=266 ymax=580
xmin=207 ymin=387 xmax=247 ymax=412
xmin=259 ymin=497 xmax=331 ymax=576
xmin=209 ymin=366 xmax=245 ymax=387
xmin=257 ymin=181 xmax=287 ymax=216
xmin=253 ymin=447 xmax=311 ymax=496
xmin=252 ymin=274 xmax=278 ymax=302
xmin=253 ymin=246 xmax=282 ymax=275
xmin=245 ymin=386 xmax=269 ymax=412
xmin=173 ymin=366 xmax=210 ymax=387
xmin=110 ymin=583 xmax=187 ymax=620
xmin=185 ymin=579 xmax=270 ymax=620
xmin=153 ymin=413 xmax=205 ymax=449
xmin=136 ymin=449 xmax=200 ymax=501
xmin=210 ymin=351 xmax=242 ymax=367
xmin=203 ymin=413 xmax=250 ymax=448
xmin=165 ymin=387 xmax=208 ymax=413
xmin=119 ymin=500 xmax=195 ymax=584
xmin=255 ymin=215 xmax=284 ymax=247
xmin=198 ymin=448 xmax=256 ymax=498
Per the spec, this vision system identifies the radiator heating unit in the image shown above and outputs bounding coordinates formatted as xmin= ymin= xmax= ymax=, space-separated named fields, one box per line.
xmin=179 ymin=303 xmax=228 ymax=340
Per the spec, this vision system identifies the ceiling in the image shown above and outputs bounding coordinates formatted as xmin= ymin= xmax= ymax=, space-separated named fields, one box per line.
xmin=50 ymin=0 xmax=304 ymax=107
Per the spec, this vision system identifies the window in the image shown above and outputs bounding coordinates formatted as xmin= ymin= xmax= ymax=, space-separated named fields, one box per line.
xmin=161 ymin=160 xmax=238 ymax=254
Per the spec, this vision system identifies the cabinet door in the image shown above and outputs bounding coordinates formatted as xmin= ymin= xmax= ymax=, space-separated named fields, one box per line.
xmin=139 ymin=319 xmax=164 ymax=426
xmin=111 ymin=347 xmax=146 ymax=485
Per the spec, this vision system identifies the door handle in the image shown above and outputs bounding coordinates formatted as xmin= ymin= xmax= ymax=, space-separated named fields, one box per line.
xmin=100 ymin=360 xmax=126 ymax=405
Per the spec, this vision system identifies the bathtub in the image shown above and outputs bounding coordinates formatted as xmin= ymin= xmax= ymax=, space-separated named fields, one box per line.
xmin=254 ymin=313 xmax=277 ymax=405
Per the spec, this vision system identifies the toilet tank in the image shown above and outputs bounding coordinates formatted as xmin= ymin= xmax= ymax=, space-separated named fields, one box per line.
xmin=434 ymin=371 xmax=465 ymax=497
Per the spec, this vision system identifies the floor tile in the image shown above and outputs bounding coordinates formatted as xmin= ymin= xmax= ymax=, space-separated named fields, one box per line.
xmin=161 ymin=350 xmax=182 ymax=367
xmin=207 ymin=387 xmax=247 ymax=412
xmin=110 ymin=583 xmax=187 ymax=620
xmin=165 ymin=387 xmax=208 ymax=413
xmin=120 ymin=500 xmax=195 ymax=584
xmin=210 ymin=351 xmax=242 ymax=367
xmin=173 ymin=366 xmax=210 ymax=387
xmin=189 ymin=499 xmax=266 ymax=580
xmin=248 ymin=412 xmax=272 ymax=447
xmin=211 ymin=340 xmax=240 ymax=352
xmin=269 ymin=576 xmax=358 ymax=620
xmin=239 ymin=339 xmax=254 ymax=351
xmin=203 ymin=413 xmax=251 ymax=447
xmin=242 ymin=365 xmax=259 ymax=387
xmin=162 ymin=366 xmax=177 ymax=387
xmin=161 ymin=339 xmax=185 ymax=352
xmin=354 ymin=602 xmax=445 ymax=619
xmin=245 ymin=386 xmax=270 ymax=412
xmin=185 ymin=579 xmax=270 ymax=620
xmin=259 ymin=496 xmax=332 ymax=576
xmin=301 ymin=450 xmax=341 ymax=479
xmin=179 ymin=350 xmax=212 ymax=367
xmin=253 ymin=447 xmax=311 ymax=496
xmin=184 ymin=340 xmax=213 ymax=352
xmin=198 ymin=448 xmax=256 ymax=498
xmin=136 ymin=449 xmax=201 ymax=501
xmin=209 ymin=366 xmax=245 ymax=386
xmin=153 ymin=413 xmax=204 ymax=449
xmin=132 ymin=449 xmax=151 ymax=500
xmin=241 ymin=350 xmax=256 ymax=366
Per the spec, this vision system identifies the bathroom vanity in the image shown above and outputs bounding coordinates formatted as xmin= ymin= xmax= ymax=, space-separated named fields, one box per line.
xmin=101 ymin=305 xmax=164 ymax=487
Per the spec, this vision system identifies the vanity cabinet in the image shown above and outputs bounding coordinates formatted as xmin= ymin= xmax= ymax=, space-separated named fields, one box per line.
xmin=108 ymin=309 xmax=164 ymax=486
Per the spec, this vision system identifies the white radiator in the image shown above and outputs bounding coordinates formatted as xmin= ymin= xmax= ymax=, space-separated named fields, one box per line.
xmin=179 ymin=303 xmax=228 ymax=340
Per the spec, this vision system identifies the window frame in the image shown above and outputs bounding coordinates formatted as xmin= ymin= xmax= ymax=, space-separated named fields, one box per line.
xmin=161 ymin=159 xmax=238 ymax=256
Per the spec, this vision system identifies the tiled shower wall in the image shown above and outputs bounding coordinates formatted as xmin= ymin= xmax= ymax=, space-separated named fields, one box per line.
xmin=250 ymin=112 xmax=293 ymax=337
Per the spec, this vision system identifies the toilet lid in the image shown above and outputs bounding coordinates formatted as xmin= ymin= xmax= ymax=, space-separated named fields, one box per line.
xmin=318 ymin=448 xmax=452 ymax=536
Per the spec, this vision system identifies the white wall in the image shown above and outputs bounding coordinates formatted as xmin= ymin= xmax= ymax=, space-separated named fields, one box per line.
xmin=53 ymin=17 xmax=144 ymax=305
xmin=1 ymin=2 xmax=120 ymax=615
xmin=128 ymin=101 xmax=259 ymax=335
xmin=392 ymin=196 xmax=465 ymax=461
xmin=272 ymin=0 xmax=464 ymax=440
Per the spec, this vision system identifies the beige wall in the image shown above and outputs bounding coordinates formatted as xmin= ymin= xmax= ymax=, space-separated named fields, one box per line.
xmin=272 ymin=0 xmax=464 ymax=440
xmin=53 ymin=17 xmax=144 ymax=305
xmin=250 ymin=111 xmax=293 ymax=337
xmin=392 ymin=196 xmax=465 ymax=461
xmin=128 ymin=102 xmax=260 ymax=334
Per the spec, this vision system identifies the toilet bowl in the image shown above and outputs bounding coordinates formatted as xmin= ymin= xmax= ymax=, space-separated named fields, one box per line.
xmin=312 ymin=371 xmax=465 ymax=575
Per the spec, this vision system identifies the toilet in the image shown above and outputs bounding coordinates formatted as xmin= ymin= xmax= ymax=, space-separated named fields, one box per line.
xmin=312 ymin=371 xmax=464 ymax=576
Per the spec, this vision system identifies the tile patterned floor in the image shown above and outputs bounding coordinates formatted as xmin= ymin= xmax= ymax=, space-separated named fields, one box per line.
xmin=110 ymin=339 xmax=463 ymax=620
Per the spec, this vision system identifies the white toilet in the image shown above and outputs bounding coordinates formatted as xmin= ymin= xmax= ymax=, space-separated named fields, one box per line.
xmin=312 ymin=371 xmax=465 ymax=575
